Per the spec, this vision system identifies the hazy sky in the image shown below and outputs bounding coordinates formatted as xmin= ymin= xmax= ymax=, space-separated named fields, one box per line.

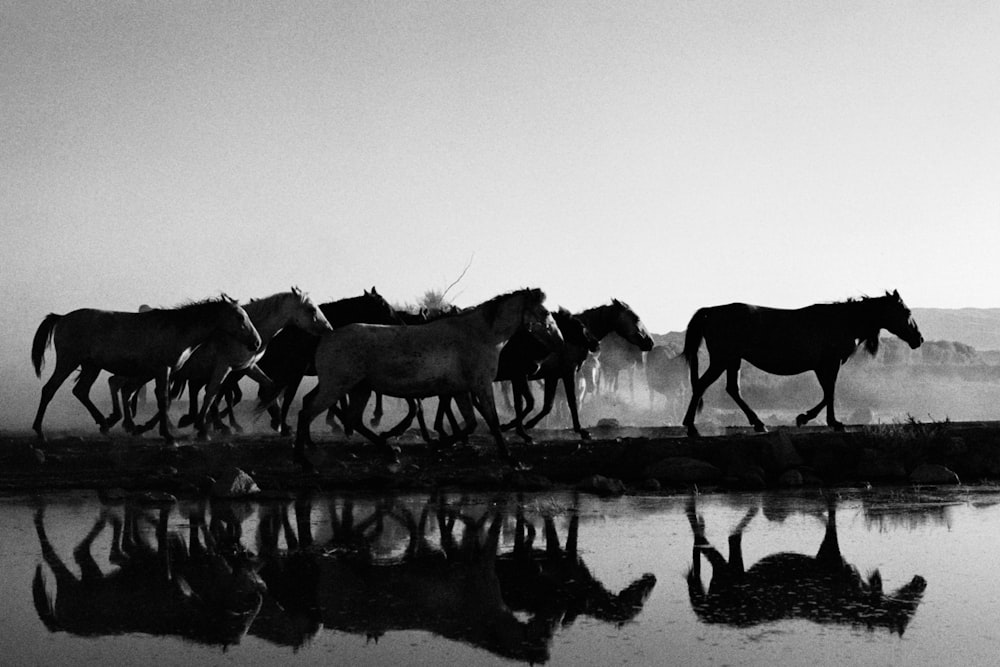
xmin=3 ymin=1 xmax=999 ymax=415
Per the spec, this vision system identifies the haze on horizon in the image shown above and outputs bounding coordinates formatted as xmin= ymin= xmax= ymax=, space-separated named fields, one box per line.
xmin=3 ymin=2 xmax=999 ymax=430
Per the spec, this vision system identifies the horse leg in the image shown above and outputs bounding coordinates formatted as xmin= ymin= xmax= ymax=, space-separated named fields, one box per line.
xmin=818 ymin=365 xmax=844 ymax=430
xmin=381 ymin=398 xmax=418 ymax=439
xmin=106 ymin=375 xmax=125 ymax=429
xmin=682 ymin=361 xmax=727 ymax=437
xmin=71 ymin=364 xmax=110 ymax=435
xmin=470 ymin=384 xmax=518 ymax=466
xmin=561 ymin=370 xmax=590 ymax=440
xmin=277 ymin=374 xmax=304 ymax=436
xmin=724 ymin=363 xmax=766 ymax=432
xmin=501 ymin=376 xmax=533 ymax=433
xmin=153 ymin=370 xmax=176 ymax=444
xmin=73 ymin=515 xmax=108 ymax=581
xmin=33 ymin=357 xmax=81 ymax=441
xmin=523 ymin=378 xmax=558 ymax=430
xmin=370 ymin=392 xmax=384 ymax=427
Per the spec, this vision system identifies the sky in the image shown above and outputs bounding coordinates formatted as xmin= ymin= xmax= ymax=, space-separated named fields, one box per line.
xmin=2 ymin=1 xmax=999 ymax=425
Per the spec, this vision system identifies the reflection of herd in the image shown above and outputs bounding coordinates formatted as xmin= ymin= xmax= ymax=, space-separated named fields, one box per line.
xmin=31 ymin=287 xmax=925 ymax=468
xmin=33 ymin=494 xmax=657 ymax=662
xmin=32 ymin=493 xmax=929 ymax=661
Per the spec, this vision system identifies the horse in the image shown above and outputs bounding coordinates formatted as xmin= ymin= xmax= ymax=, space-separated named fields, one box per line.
xmin=294 ymin=288 xmax=562 ymax=466
xmin=515 ymin=299 xmax=654 ymax=439
xmin=684 ymin=495 xmax=926 ymax=634
xmin=497 ymin=308 xmax=599 ymax=442
xmin=31 ymin=296 xmax=261 ymax=443
xmin=645 ymin=344 xmax=688 ymax=422
xmin=594 ymin=332 xmax=645 ymax=397
xmin=124 ymin=288 xmax=333 ymax=439
xmin=384 ymin=307 xmax=596 ymax=446
xmin=257 ymin=288 xmax=403 ymax=435
xmin=681 ymin=290 xmax=923 ymax=437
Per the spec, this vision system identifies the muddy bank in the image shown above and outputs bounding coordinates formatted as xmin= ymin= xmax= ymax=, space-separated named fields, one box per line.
xmin=2 ymin=421 xmax=999 ymax=497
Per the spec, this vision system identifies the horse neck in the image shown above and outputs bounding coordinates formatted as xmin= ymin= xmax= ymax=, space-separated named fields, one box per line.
xmin=477 ymin=294 xmax=529 ymax=343
xmin=576 ymin=305 xmax=616 ymax=340
xmin=158 ymin=302 xmax=234 ymax=352
xmin=243 ymin=294 xmax=294 ymax=343
xmin=840 ymin=298 xmax=886 ymax=337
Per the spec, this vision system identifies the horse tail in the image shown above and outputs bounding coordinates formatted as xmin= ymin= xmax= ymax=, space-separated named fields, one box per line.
xmin=683 ymin=309 xmax=707 ymax=413
xmin=31 ymin=314 xmax=61 ymax=377
xmin=32 ymin=566 xmax=60 ymax=631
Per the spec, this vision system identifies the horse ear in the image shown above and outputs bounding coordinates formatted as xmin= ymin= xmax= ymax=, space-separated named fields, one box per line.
xmin=892 ymin=289 xmax=900 ymax=299
xmin=371 ymin=286 xmax=378 ymax=295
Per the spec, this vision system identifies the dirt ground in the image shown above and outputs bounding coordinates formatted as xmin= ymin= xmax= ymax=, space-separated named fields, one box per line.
xmin=4 ymin=419 xmax=998 ymax=497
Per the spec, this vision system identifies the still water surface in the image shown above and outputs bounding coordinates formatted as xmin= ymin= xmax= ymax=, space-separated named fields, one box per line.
xmin=2 ymin=488 xmax=999 ymax=666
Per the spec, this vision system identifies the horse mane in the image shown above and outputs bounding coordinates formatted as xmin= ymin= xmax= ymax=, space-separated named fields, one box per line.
xmin=477 ymin=288 xmax=545 ymax=325
xmin=246 ymin=288 xmax=305 ymax=318
xmin=145 ymin=295 xmax=238 ymax=326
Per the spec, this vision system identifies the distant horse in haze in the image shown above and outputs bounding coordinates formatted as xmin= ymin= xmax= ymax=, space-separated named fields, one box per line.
xmin=256 ymin=288 xmax=403 ymax=435
xmin=681 ymin=291 xmax=923 ymax=436
xmin=515 ymin=299 xmax=654 ymax=439
xmin=593 ymin=332 xmax=645 ymax=397
xmin=645 ymin=344 xmax=688 ymax=423
xmin=293 ymin=288 xmax=563 ymax=467
xmin=123 ymin=288 xmax=333 ymax=439
xmin=31 ymin=296 xmax=260 ymax=443
xmin=684 ymin=495 xmax=926 ymax=634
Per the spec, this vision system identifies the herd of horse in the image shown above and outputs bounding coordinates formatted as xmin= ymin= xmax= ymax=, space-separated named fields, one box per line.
xmin=30 ymin=286 xmax=924 ymax=467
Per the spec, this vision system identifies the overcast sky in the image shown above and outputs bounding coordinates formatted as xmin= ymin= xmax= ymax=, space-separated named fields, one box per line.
xmin=3 ymin=1 xmax=999 ymax=414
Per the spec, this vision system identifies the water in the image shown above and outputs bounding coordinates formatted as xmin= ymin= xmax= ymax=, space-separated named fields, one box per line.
xmin=4 ymin=488 xmax=999 ymax=666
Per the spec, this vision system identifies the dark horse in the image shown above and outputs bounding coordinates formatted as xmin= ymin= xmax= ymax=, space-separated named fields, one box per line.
xmin=514 ymin=299 xmax=654 ymax=439
xmin=31 ymin=296 xmax=261 ymax=443
xmin=256 ymin=288 xmax=403 ymax=435
xmin=681 ymin=290 xmax=923 ymax=437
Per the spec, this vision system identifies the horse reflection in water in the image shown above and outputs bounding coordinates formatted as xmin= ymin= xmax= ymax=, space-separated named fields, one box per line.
xmin=32 ymin=499 xmax=265 ymax=647
xmin=684 ymin=495 xmax=927 ymax=634
xmin=251 ymin=494 xmax=656 ymax=662
xmin=497 ymin=499 xmax=657 ymax=628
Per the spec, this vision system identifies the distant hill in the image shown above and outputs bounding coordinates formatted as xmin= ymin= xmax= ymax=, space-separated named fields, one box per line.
xmin=649 ymin=309 xmax=1000 ymax=353
xmin=912 ymin=308 xmax=1000 ymax=351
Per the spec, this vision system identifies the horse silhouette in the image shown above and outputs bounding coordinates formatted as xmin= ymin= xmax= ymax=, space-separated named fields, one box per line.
xmin=257 ymin=288 xmax=403 ymax=436
xmin=496 ymin=501 xmax=657 ymax=629
xmin=32 ymin=500 xmax=265 ymax=647
xmin=517 ymin=299 xmax=654 ymax=439
xmin=293 ymin=288 xmax=562 ymax=467
xmin=110 ymin=288 xmax=332 ymax=438
xmin=31 ymin=296 xmax=261 ymax=443
xmin=681 ymin=291 xmax=923 ymax=436
xmin=684 ymin=495 xmax=926 ymax=634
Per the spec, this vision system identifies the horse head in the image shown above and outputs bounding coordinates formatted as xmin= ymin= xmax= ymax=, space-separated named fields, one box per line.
xmin=881 ymin=290 xmax=923 ymax=350
xmin=521 ymin=290 xmax=564 ymax=350
xmin=611 ymin=299 xmax=654 ymax=351
xmin=286 ymin=287 xmax=334 ymax=336
xmin=220 ymin=296 xmax=262 ymax=353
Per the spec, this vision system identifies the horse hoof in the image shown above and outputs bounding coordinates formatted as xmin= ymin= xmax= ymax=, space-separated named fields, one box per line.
xmin=831 ymin=422 xmax=845 ymax=432
xmin=686 ymin=425 xmax=700 ymax=438
xmin=753 ymin=423 xmax=768 ymax=433
xmin=178 ymin=415 xmax=194 ymax=428
xmin=579 ymin=430 xmax=592 ymax=441
xmin=795 ymin=414 xmax=809 ymax=427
